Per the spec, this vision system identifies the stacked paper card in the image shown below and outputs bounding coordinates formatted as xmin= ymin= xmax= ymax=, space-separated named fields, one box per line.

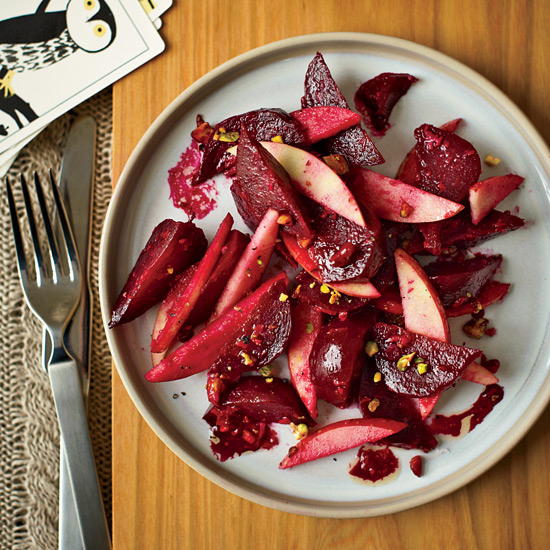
xmin=0 ymin=0 xmax=171 ymax=175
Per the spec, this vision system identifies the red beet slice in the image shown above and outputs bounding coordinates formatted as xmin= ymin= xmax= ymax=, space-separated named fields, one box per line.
xmin=396 ymin=118 xmax=462 ymax=184
xmin=423 ymin=254 xmax=503 ymax=308
xmin=413 ymin=123 xmax=481 ymax=203
xmin=287 ymin=302 xmax=323 ymax=418
xmin=301 ymin=52 xmax=383 ymax=167
xmin=354 ymin=72 xmax=418 ymax=134
xmin=279 ymin=417 xmax=407 ymax=469
xmin=349 ymin=446 xmax=399 ymax=482
xmin=232 ymin=124 xmax=312 ymax=240
xmin=294 ymin=271 xmax=367 ymax=315
xmin=306 ymin=198 xmax=384 ymax=283
xmin=109 ymin=219 xmax=207 ymax=327
xmin=359 ymin=361 xmax=437 ymax=452
xmin=211 ymin=208 xmax=279 ymax=321
xmin=151 ymin=213 xmax=234 ymax=355
xmin=372 ymin=322 xmax=482 ymax=397
xmin=446 ymin=281 xmax=510 ymax=317
xmin=194 ymin=108 xmax=307 ymax=184
xmin=146 ymin=272 xmax=290 ymax=382
xmin=290 ymin=106 xmax=361 ymax=144
xmin=310 ymin=309 xmax=376 ymax=408
xmin=219 ymin=376 xmax=313 ymax=426
xmin=206 ymin=354 xmax=253 ymax=407
xmin=410 ymin=455 xmax=422 ymax=477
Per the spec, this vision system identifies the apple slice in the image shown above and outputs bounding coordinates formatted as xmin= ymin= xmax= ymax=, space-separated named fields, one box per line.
xmin=146 ymin=272 xmax=288 ymax=382
xmin=290 ymin=106 xmax=361 ymax=144
xmin=211 ymin=208 xmax=280 ymax=321
xmin=350 ymin=168 xmax=464 ymax=223
xmin=279 ymin=418 xmax=407 ymax=469
xmin=460 ymin=361 xmax=499 ymax=385
xmin=287 ymin=303 xmax=323 ymax=418
xmin=151 ymin=213 xmax=233 ymax=355
xmin=259 ymin=141 xmax=366 ymax=228
xmin=469 ymin=174 xmax=524 ymax=225
xmin=394 ymin=248 xmax=451 ymax=343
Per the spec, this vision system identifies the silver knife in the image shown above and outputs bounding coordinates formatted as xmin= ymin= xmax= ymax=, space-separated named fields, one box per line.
xmin=42 ymin=115 xmax=99 ymax=549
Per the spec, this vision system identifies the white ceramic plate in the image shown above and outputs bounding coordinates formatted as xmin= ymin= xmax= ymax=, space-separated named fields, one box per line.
xmin=99 ymin=33 xmax=550 ymax=517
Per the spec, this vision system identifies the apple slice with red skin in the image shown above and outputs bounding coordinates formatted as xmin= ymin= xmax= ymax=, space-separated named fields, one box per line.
xmin=350 ymin=168 xmax=464 ymax=223
xmin=211 ymin=208 xmax=280 ymax=321
xmin=109 ymin=219 xmax=207 ymax=328
xmin=460 ymin=361 xmax=498 ymax=385
xmin=150 ymin=213 xmax=233 ymax=355
xmin=146 ymin=272 xmax=289 ymax=382
xmin=290 ymin=106 xmax=361 ymax=144
xmin=394 ymin=247 xmax=451 ymax=343
xmin=280 ymin=232 xmax=380 ymax=298
xmin=228 ymin=141 xmax=366 ymax=228
xmin=279 ymin=418 xmax=407 ymax=469
xmin=469 ymin=174 xmax=524 ymax=225
xmin=287 ymin=302 xmax=323 ymax=418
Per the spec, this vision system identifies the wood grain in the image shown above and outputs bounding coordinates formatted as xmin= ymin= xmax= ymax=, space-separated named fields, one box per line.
xmin=112 ymin=1 xmax=550 ymax=548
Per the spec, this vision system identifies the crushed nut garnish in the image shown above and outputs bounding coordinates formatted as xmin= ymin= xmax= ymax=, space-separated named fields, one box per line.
xmin=365 ymin=341 xmax=379 ymax=357
xmin=167 ymin=267 xmax=174 ymax=274
xmin=400 ymin=201 xmax=414 ymax=218
xmin=279 ymin=292 xmax=289 ymax=302
xmin=309 ymin=282 xmax=316 ymax=289
xmin=416 ymin=362 xmax=428 ymax=375
xmin=217 ymin=131 xmax=239 ymax=143
xmin=265 ymin=377 xmax=274 ymax=383
xmin=484 ymin=154 xmax=501 ymax=166
xmin=305 ymin=321 xmax=314 ymax=334
xmin=277 ymin=213 xmax=292 ymax=225
xmin=397 ymin=352 xmax=416 ymax=372
xmin=368 ymin=398 xmax=380 ymax=412
xmin=463 ymin=317 xmax=488 ymax=339
xmin=291 ymin=422 xmax=309 ymax=439
xmin=271 ymin=135 xmax=283 ymax=143
xmin=373 ymin=371 xmax=382 ymax=383
xmin=259 ymin=365 xmax=274 ymax=377
xmin=240 ymin=351 xmax=256 ymax=366
xmin=320 ymin=284 xmax=331 ymax=294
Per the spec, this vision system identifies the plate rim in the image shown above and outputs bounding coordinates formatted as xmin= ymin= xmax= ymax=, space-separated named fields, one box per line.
xmin=100 ymin=31 xmax=550 ymax=518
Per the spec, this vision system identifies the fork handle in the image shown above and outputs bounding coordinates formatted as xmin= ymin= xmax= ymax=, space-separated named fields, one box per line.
xmin=49 ymin=358 xmax=111 ymax=550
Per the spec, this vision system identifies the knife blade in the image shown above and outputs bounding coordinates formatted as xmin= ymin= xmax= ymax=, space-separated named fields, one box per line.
xmin=44 ymin=115 xmax=97 ymax=549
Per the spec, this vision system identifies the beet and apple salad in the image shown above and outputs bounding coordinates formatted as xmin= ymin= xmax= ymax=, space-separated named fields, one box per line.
xmin=110 ymin=52 xmax=527 ymax=483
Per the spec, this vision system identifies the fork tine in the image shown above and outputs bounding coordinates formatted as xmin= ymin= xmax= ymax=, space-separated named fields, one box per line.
xmin=5 ymin=177 xmax=29 ymax=285
xmin=48 ymin=170 xmax=80 ymax=280
xmin=19 ymin=173 xmax=47 ymax=285
xmin=34 ymin=171 xmax=63 ymax=282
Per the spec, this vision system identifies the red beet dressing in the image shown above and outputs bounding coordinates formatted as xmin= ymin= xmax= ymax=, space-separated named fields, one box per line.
xmin=430 ymin=384 xmax=504 ymax=437
xmin=349 ymin=446 xmax=399 ymax=482
xmin=168 ymin=140 xmax=218 ymax=219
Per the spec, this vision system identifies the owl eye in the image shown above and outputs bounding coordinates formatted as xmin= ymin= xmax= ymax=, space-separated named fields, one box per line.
xmin=94 ymin=24 xmax=106 ymax=37
xmin=84 ymin=0 xmax=96 ymax=10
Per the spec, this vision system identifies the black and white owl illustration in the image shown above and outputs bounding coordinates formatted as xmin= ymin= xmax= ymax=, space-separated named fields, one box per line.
xmin=0 ymin=0 xmax=117 ymax=134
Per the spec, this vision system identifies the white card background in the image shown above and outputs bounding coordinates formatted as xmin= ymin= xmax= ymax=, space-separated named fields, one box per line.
xmin=0 ymin=0 xmax=164 ymax=155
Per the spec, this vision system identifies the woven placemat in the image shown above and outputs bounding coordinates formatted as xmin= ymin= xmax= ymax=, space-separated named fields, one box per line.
xmin=0 ymin=89 xmax=113 ymax=549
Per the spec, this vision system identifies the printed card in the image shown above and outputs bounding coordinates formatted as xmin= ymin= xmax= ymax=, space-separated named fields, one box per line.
xmin=0 ymin=0 xmax=165 ymax=156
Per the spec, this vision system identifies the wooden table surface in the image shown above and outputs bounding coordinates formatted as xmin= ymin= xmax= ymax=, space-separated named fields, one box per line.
xmin=112 ymin=1 xmax=550 ymax=548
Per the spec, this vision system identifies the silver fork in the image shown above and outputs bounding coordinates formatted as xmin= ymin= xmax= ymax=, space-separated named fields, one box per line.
xmin=6 ymin=172 xmax=111 ymax=550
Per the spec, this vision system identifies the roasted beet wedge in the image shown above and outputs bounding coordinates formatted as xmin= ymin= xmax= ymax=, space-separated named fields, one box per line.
xmin=423 ymin=254 xmax=503 ymax=308
xmin=413 ymin=124 xmax=481 ymax=203
xmin=109 ymin=219 xmax=207 ymax=327
xmin=206 ymin=354 xmax=253 ymax=407
xmin=418 ymin=209 xmax=525 ymax=255
xmin=279 ymin=417 xmax=407 ymax=469
xmin=446 ymin=281 xmax=510 ymax=317
xmin=194 ymin=108 xmax=307 ymax=184
xmin=290 ymin=106 xmax=361 ymax=144
xmin=232 ymin=124 xmax=312 ymax=240
xmin=306 ymin=198 xmax=384 ymax=283
xmin=218 ymin=376 xmax=314 ymax=426
xmin=359 ymin=360 xmax=437 ymax=452
xmin=354 ymin=72 xmax=418 ymax=134
xmin=310 ymin=309 xmax=376 ymax=408
xmin=396 ymin=118 xmax=462 ymax=185
xmin=301 ymin=52 xmax=383 ymax=167
xmin=146 ymin=273 xmax=290 ymax=382
xmin=372 ymin=322 xmax=482 ymax=397
xmin=293 ymin=271 xmax=368 ymax=315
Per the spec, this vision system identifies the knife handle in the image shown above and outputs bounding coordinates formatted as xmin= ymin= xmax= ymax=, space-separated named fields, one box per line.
xmin=49 ymin=358 xmax=111 ymax=550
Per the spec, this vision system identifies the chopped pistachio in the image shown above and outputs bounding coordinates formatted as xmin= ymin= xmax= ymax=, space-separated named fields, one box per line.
xmin=277 ymin=213 xmax=292 ymax=225
xmin=416 ymin=362 xmax=428 ymax=375
xmin=218 ymin=131 xmax=239 ymax=143
xmin=265 ymin=377 xmax=274 ymax=383
xmin=397 ymin=352 xmax=416 ymax=372
xmin=279 ymin=292 xmax=289 ymax=302
xmin=320 ymin=284 xmax=331 ymax=294
xmin=368 ymin=398 xmax=380 ymax=412
xmin=365 ymin=341 xmax=379 ymax=357
xmin=271 ymin=135 xmax=284 ymax=143
xmin=292 ymin=422 xmax=308 ymax=439
xmin=305 ymin=322 xmax=314 ymax=334
xmin=484 ymin=154 xmax=501 ymax=166
xmin=259 ymin=365 xmax=274 ymax=377
xmin=167 ymin=267 xmax=174 ymax=275
xmin=373 ymin=371 xmax=382 ymax=383
xmin=309 ymin=282 xmax=316 ymax=289
xmin=240 ymin=351 xmax=256 ymax=366
xmin=400 ymin=201 xmax=413 ymax=218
